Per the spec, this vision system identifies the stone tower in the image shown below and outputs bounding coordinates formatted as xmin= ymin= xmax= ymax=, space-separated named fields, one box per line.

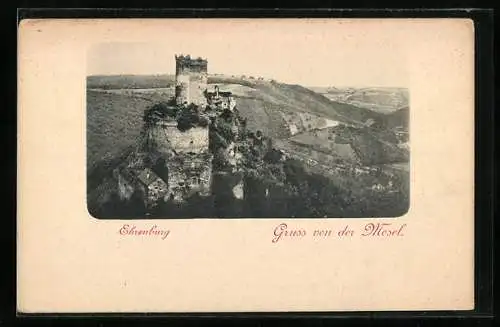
xmin=175 ymin=55 xmax=208 ymax=106
xmin=146 ymin=119 xmax=212 ymax=203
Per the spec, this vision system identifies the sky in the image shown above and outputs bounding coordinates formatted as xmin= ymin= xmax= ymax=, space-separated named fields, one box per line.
xmin=86 ymin=19 xmax=409 ymax=87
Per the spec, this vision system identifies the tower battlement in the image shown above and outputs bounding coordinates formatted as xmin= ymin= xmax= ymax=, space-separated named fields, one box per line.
xmin=175 ymin=54 xmax=208 ymax=73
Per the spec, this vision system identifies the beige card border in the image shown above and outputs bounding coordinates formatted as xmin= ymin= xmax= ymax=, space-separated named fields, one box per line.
xmin=18 ymin=18 xmax=474 ymax=313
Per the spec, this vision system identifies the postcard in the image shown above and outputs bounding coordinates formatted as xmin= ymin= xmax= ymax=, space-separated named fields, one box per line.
xmin=17 ymin=18 xmax=474 ymax=313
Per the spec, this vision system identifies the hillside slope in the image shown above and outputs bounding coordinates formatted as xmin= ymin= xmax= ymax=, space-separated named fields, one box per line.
xmin=209 ymin=76 xmax=382 ymax=126
xmin=382 ymin=106 xmax=409 ymax=130
xmin=87 ymin=90 xmax=165 ymax=169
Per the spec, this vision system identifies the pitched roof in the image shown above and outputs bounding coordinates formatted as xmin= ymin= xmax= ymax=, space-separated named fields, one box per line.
xmin=206 ymin=91 xmax=232 ymax=97
xmin=136 ymin=168 xmax=162 ymax=186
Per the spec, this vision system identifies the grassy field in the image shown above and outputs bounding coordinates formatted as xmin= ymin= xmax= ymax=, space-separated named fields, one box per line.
xmin=234 ymin=97 xmax=291 ymax=139
xmin=87 ymin=90 xmax=161 ymax=169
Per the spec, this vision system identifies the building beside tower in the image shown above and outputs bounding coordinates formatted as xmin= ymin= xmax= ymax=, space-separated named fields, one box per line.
xmin=206 ymin=85 xmax=237 ymax=111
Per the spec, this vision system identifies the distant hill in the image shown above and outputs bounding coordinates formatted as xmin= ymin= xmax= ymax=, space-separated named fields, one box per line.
xmin=309 ymin=86 xmax=409 ymax=114
xmin=87 ymin=74 xmax=175 ymax=89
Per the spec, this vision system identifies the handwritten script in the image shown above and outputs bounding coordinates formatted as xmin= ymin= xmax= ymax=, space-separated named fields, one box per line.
xmin=272 ymin=222 xmax=407 ymax=243
xmin=119 ymin=224 xmax=170 ymax=240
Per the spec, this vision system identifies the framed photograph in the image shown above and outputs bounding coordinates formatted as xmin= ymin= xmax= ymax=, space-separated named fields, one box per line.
xmin=16 ymin=9 xmax=493 ymax=317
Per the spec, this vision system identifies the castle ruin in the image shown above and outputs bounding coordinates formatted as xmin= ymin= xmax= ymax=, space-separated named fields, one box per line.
xmin=174 ymin=54 xmax=236 ymax=111
xmin=115 ymin=54 xmax=243 ymax=211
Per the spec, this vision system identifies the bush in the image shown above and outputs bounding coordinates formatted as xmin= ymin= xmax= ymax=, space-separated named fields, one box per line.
xmin=177 ymin=111 xmax=198 ymax=131
xmin=143 ymin=101 xmax=178 ymax=125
